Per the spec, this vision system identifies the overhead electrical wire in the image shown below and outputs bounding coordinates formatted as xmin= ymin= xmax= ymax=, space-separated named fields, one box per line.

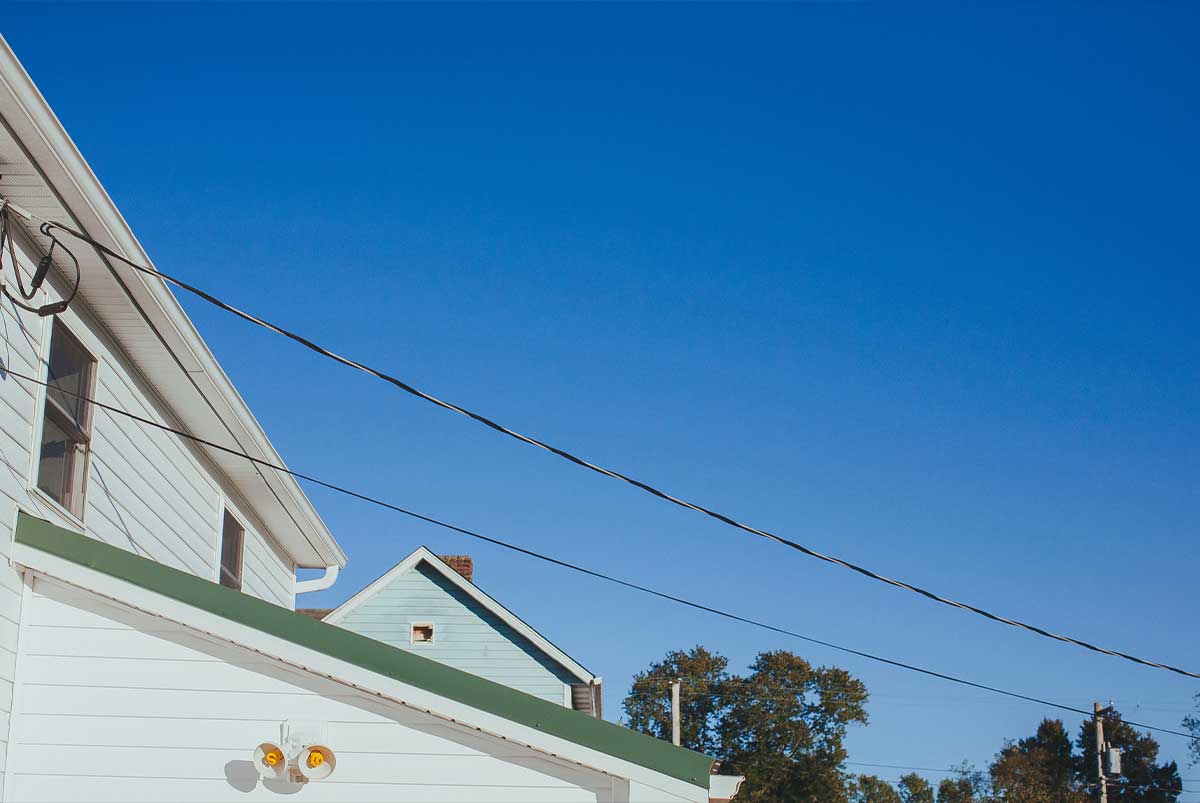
xmin=0 ymin=202 xmax=1192 ymax=681
xmin=0 ymin=365 xmax=1194 ymax=745
xmin=8 ymin=207 xmax=1196 ymax=683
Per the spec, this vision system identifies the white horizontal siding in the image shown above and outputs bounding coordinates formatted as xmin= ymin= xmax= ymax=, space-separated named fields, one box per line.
xmin=1 ymin=230 xmax=291 ymax=601
xmin=85 ymin=364 xmax=221 ymax=578
xmin=0 ymin=265 xmax=45 ymax=800
xmin=0 ymin=232 xmax=207 ymax=793
xmin=8 ymin=578 xmax=617 ymax=802
xmin=239 ymin=521 xmax=293 ymax=608
xmin=336 ymin=562 xmax=578 ymax=704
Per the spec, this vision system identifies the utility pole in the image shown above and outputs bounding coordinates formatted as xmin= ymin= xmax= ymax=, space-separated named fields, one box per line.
xmin=670 ymin=680 xmax=681 ymax=747
xmin=1094 ymin=702 xmax=1109 ymax=803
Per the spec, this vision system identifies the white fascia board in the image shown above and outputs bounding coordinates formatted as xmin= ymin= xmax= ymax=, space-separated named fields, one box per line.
xmin=0 ymin=35 xmax=345 ymax=569
xmin=11 ymin=542 xmax=705 ymax=802
xmin=325 ymin=546 xmax=596 ymax=683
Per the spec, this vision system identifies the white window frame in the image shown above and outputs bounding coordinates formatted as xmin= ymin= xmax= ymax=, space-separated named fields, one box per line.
xmin=31 ymin=318 xmax=97 ymax=522
xmin=219 ymin=507 xmax=245 ymax=591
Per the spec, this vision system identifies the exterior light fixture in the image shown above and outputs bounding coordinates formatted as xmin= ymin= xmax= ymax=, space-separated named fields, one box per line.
xmin=253 ymin=742 xmax=288 ymax=781
xmin=251 ymin=721 xmax=337 ymax=784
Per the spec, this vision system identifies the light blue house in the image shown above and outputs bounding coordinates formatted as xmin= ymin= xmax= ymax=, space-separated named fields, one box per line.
xmin=318 ymin=547 xmax=603 ymax=715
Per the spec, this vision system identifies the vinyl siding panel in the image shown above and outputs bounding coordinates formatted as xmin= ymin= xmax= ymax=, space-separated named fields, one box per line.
xmin=240 ymin=522 xmax=294 ymax=609
xmin=0 ymin=231 xmax=301 ymax=794
xmin=85 ymin=365 xmax=221 ymax=578
xmin=336 ymin=562 xmax=577 ymax=704
xmin=0 ymin=265 xmax=44 ymax=799
xmin=8 ymin=578 xmax=620 ymax=802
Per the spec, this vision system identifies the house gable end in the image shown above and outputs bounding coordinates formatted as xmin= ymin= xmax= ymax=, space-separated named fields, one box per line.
xmin=335 ymin=557 xmax=581 ymax=703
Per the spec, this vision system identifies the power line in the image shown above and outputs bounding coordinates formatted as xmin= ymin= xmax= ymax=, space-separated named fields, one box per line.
xmin=642 ymin=681 xmax=1198 ymax=745
xmin=845 ymin=761 xmax=965 ymax=775
xmin=7 ymin=201 xmax=1195 ymax=681
xmin=2 ymin=364 xmax=1194 ymax=745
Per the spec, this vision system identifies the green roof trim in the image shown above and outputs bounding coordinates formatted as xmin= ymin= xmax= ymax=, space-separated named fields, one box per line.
xmin=15 ymin=513 xmax=713 ymax=786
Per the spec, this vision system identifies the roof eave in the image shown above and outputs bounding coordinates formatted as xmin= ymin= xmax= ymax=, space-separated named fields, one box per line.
xmin=0 ymin=35 xmax=345 ymax=568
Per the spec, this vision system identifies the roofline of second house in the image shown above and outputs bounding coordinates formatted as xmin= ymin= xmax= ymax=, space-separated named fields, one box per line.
xmin=324 ymin=546 xmax=598 ymax=685
xmin=0 ymin=35 xmax=345 ymax=569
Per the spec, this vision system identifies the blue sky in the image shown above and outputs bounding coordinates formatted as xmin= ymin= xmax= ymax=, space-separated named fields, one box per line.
xmin=5 ymin=2 xmax=1197 ymax=787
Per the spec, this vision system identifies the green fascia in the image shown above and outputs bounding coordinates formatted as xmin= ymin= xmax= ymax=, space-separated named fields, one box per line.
xmin=15 ymin=512 xmax=714 ymax=787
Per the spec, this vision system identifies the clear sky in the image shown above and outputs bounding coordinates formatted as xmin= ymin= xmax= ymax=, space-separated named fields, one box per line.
xmin=5 ymin=2 xmax=1196 ymax=789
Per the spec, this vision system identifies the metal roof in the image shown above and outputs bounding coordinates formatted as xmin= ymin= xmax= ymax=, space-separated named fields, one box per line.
xmin=15 ymin=512 xmax=714 ymax=787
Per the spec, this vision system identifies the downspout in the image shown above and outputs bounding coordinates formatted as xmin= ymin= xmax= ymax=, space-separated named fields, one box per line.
xmin=294 ymin=565 xmax=339 ymax=595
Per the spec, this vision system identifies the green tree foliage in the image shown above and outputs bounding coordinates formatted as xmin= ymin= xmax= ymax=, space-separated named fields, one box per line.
xmin=622 ymin=647 xmax=868 ymax=803
xmin=623 ymin=645 xmax=728 ymax=755
xmin=850 ymin=775 xmax=902 ymax=803
xmin=718 ymin=651 xmax=868 ymax=802
xmin=931 ymin=763 xmax=988 ymax=801
xmin=936 ymin=777 xmax=980 ymax=803
xmin=989 ymin=719 xmax=1084 ymax=803
xmin=936 ymin=764 xmax=990 ymax=803
xmin=952 ymin=711 xmax=1181 ymax=803
xmin=846 ymin=773 xmax=935 ymax=803
xmin=1076 ymin=711 xmax=1181 ymax=802
xmin=899 ymin=772 xmax=935 ymax=803
xmin=622 ymin=649 xmax=1184 ymax=803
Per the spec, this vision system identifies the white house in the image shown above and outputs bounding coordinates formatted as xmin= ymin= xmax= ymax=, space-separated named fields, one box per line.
xmin=313 ymin=547 xmax=604 ymax=715
xmin=0 ymin=35 xmax=740 ymax=803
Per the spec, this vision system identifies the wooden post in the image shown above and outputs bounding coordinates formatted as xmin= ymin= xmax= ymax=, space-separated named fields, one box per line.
xmin=670 ymin=680 xmax=681 ymax=747
xmin=1094 ymin=702 xmax=1108 ymax=803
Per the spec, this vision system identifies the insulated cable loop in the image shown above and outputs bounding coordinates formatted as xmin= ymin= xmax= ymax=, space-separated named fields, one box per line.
xmin=0 ymin=207 xmax=80 ymax=317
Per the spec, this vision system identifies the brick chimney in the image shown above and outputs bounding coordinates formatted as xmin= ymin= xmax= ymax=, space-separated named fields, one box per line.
xmin=439 ymin=555 xmax=473 ymax=583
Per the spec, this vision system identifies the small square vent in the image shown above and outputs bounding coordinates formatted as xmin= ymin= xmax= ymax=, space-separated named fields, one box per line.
xmin=411 ymin=623 xmax=434 ymax=644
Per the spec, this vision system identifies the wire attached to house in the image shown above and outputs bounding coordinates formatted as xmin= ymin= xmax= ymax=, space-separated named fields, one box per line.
xmin=8 ymin=203 xmax=1197 ymax=682
xmin=0 ymin=202 xmax=80 ymax=318
xmin=0 ymin=364 xmax=1195 ymax=744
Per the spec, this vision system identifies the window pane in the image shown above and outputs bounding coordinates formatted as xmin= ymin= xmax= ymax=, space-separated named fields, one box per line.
xmin=37 ymin=415 xmax=71 ymax=506
xmin=47 ymin=326 xmax=91 ymax=429
xmin=220 ymin=511 xmax=244 ymax=590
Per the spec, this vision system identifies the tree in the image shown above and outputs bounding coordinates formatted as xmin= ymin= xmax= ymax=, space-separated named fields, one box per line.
xmin=899 ymin=773 xmax=935 ymax=803
xmin=936 ymin=762 xmax=989 ymax=803
xmin=718 ymin=650 xmax=868 ymax=802
xmin=850 ymin=775 xmax=902 ymax=803
xmin=936 ymin=777 xmax=978 ymax=803
xmin=989 ymin=719 xmax=1084 ymax=803
xmin=846 ymin=773 xmax=933 ymax=803
xmin=623 ymin=645 xmax=728 ymax=755
xmin=623 ymin=646 xmax=868 ymax=803
xmin=1077 ymin=710 xmax=1181 ymax=802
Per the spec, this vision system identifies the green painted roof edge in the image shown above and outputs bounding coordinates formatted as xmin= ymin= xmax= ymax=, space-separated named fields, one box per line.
xmin=15 ymin=513 xmax=714 ymax=786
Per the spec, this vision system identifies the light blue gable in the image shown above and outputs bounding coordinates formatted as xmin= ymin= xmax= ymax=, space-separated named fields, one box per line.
xmin=334 ymin=560 xmax=581 ymax=704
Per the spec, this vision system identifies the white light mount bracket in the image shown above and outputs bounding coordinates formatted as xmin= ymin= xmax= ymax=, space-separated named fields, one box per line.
xmin=281 ymin=720 xmax=328 ymax=784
